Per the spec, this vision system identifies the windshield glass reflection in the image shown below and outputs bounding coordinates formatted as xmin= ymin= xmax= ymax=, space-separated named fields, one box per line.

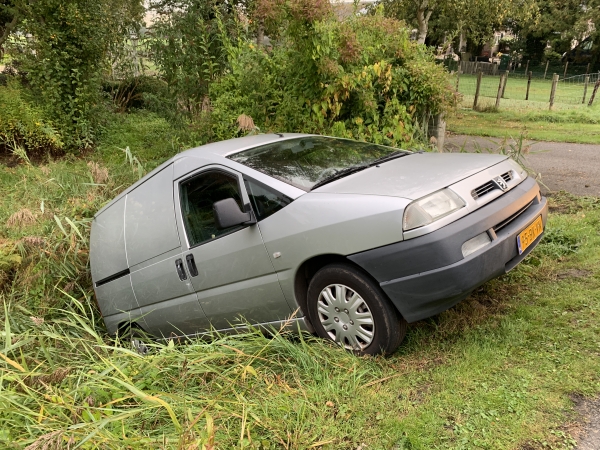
xmin=228 ymin=137 xmax=404 ymax=191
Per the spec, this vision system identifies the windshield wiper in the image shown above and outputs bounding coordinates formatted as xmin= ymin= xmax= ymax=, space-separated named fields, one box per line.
xmin=368 ymin=150 xmax=411 ymax=166
xmin=311 ymin=165 xmax=369 ymax=190
xmin=310 ymin=151 xmax=412 ymax=190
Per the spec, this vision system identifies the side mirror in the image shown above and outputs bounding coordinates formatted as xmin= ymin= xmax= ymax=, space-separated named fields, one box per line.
xmin=213 ymin=198 xmax=255 ymax=229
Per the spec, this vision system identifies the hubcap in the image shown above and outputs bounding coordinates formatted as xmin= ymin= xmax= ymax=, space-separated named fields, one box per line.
xmin=316 ymin=284 xmax=375 ymax=351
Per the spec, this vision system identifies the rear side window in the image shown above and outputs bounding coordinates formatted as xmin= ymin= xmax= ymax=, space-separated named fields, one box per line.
xmin=244 ymin=178 xmax=291 ymax=221
xmin=180 ymin=171 xmax=244 ymax=247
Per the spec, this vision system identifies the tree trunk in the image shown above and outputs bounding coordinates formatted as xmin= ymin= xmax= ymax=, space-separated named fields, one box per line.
xmin=256 ymin=18 xmax=264 ymax=47
xmin=458 ymin=29 xmax=466 ymax=53
xmin=416 ymin=1 xmax=433 ymax=45
xmin=0 ymin=12 xmax=21 ymax=48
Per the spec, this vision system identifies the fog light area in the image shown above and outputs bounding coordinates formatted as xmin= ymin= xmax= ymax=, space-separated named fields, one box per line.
xmin=461 ymin=232 xmax=492 ymax=258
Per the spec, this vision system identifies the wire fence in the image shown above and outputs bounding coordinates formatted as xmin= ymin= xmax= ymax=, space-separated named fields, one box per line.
xmin=452 ymin=71 xmax=600 ymax=110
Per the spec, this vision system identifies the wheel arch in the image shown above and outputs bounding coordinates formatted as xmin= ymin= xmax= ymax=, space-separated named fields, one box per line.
xmin=293 ymin=254 xmax=395 ymax=318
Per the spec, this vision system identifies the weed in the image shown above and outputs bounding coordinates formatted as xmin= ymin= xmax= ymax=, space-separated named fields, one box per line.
xmin=119 ymin=146 xmax=145 ymax=180
xmin=6 ymin=208 xmax=36 ymax=228
xmin=86 ymin=161 xmax=109 ymax=185
xmin=537 ymin=226 xmax=581 ymax=258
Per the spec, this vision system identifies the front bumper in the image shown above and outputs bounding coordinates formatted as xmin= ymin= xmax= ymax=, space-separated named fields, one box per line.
xmin=348 ymin=177 xmax=548 ymax=323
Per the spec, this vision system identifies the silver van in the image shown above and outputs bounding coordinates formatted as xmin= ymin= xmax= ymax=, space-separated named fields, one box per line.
xmin=90 ymin=134 xmax=547 ymax=355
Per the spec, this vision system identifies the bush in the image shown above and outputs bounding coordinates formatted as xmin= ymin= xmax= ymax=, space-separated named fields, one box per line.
xmin=103 ymin=75 xmax=171 ymax=113
xmin=205 ymin=8 xmax=454 ymax=147
xmin=0 ymin=82 xmax=63 ymax=156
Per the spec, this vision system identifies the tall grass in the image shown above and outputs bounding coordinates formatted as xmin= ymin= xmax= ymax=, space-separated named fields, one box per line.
xmin=0 ymin=297 xmax=382 ymax=448
xmin=2 ymin=110 xmax=600 ymax=448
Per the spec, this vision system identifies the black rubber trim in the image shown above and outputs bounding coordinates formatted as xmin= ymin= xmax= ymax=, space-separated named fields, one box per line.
xmin=186 ymin=254 xmax=199 ymax=277
xmin=348 ymin=176 xmax=541 ymax=283
xmin=375 ymin=196 xmax=547 ymax=323
xmin=175 ymin=258 xmax=188 ymax=281
xmin=95 ymin=269 xmax=130 ymax=288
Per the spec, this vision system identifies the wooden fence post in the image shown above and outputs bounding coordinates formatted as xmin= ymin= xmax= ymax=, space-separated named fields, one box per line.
xmin=549 ymin=74 xmax=559 ymax=110
xmin=563 ymin=62 xmax=569 ymax=78
xmin=501 ymin=70 xmax=509 ymax=98
xmin=582 ymin=76 xmax=590 ymax=104
xmin=526 ymin=71 xmax=532 ymax=100
xmin=589 ymin=80 xmax=600 ymax=107
xmin=473 ymin=70 xmax=483 ymax=110
xmin=544 ymin=61 xmax=549 ymax=79
xmin=495 ymin=72 xmax=505 ymax=109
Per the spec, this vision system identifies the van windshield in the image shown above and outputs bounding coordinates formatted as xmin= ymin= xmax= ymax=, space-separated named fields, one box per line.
xmin=228 ymin=137 xmax=407 ymax=191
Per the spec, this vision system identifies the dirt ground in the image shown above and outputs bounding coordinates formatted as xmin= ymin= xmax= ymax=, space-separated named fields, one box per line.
xmin=571 ymin=396 xmax=600 ymax=449
xmin=444 ymin=134 xmax=600 ymax=197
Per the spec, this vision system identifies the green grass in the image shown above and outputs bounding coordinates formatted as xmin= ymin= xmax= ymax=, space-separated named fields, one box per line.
xmin=454 ymin=73 xmax=592 ymax=106
xmin=448 ymin=73 xmax=600 ymax=144
xmin=448 ymin=106 xmax=600 ymax=144
xmin=2 ymin=110 xmax=600 ymax=448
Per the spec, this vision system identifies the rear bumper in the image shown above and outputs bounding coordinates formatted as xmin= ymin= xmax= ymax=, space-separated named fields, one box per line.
xmin=349 ymin=177 xmax=547 ymax=323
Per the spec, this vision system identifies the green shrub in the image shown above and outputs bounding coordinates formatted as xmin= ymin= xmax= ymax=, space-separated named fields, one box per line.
xmin=0 ymin=83 xmax=63 ymax=155
xmin=206 ymin=8 xmax=454 ymax=147
xmin=103 ymin=76 xmax=168 ymax=111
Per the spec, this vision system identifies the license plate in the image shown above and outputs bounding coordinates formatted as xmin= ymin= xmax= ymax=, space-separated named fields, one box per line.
xmin=517 ymin=215 xmax=544 ymax=255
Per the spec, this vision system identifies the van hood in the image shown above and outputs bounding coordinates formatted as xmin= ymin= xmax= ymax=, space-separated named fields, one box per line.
xmin=312 ymin=153 xmax=509 ymax=200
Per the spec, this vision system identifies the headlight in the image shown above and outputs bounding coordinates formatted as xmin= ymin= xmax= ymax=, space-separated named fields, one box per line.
xmin=403 ymin=189 xmax=465 ymax=231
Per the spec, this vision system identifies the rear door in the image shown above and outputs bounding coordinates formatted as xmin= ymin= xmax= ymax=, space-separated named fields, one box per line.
xmin=174 ymin=165 xmax=291 ymax=331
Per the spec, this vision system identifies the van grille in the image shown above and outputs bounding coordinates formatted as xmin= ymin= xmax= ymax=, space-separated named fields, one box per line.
xmin=493 ymin=200 xmax=533 ymax=233
xmin=471 ymin=171 xmax=513 ymax=199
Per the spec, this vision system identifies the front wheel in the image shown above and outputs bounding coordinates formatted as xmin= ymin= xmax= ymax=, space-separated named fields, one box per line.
xmin=306 ymin=264 xmax=407 ymax=356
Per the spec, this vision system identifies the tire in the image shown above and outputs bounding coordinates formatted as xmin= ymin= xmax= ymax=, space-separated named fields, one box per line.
xmin=117 ymin=323 xmax=151 ymax=355
xmin=306 ymin=263 xmax=407 ymax=356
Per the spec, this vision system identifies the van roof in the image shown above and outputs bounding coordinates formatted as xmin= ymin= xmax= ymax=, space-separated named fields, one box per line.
xmin=95 ymin=133 xmax=312 ymax=217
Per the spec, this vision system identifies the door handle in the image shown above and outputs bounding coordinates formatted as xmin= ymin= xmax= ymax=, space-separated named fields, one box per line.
xmin=186 ymin=254 xmax=199 ymax=277
xmin=175 ymin=258 xmax=187 ymax=281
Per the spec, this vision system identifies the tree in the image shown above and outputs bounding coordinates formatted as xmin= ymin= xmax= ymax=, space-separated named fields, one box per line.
xmin=147 ymin=0 xmax=245 ymax=116
xmin=377 ymin=0 xmax=441 ymax=44
xmin=515 ymin=0 xmax=599 ymax=59
xmin=378 ymin=0 xmax=538 ymax=50
xmin=17 ymin=0 xmax=144 ymax=147
xmin=0 ymin=1 xmax=20 ymax=51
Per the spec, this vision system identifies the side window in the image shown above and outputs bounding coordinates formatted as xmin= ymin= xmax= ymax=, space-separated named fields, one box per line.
xmin=180 ymin=171 xmax=245 ymax=247
xmin=244 ymin=178 xmax=291 ymax=221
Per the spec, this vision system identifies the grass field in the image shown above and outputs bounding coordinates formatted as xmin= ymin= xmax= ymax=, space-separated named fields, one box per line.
xmin=1 ymin=109 xmax=600 ymax=448
xmin=448 ymin=74 xmax=600 ymax=144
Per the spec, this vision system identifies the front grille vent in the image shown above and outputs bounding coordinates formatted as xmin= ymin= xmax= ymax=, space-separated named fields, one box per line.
xmin=493 ymin=200 xmax=533 ymax=233
xmin=471 ymin=171 xmax=514 ymax=200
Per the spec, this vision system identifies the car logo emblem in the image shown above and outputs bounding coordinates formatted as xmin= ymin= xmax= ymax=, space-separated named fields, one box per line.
xmin=494 ymin=176 xmax=508 ymax=191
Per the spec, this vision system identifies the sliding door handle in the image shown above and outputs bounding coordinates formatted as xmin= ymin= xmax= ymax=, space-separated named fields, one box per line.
xmin=175 ymin=258 xmax=187 ymax=281
xmin=185 ymin=254 xmax=199 ymax=277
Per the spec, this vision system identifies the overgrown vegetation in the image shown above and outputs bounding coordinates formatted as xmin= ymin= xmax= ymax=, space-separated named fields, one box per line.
xmin=3 ymin=0 xmax=144 ymax=149
xmin=1 ymin=0 xmax=600 ymax=448
xmin=1 ymin=1 xmax=454 ymax=157
xmin=1 ymin=125 xmax=599 ymax=446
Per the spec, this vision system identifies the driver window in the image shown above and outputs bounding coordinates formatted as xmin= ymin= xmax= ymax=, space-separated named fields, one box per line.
xmin=180 ymin=171 xmax=244 ymax=247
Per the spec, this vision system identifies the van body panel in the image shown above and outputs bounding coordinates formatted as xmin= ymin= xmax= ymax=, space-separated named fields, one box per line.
xmin=124 ymin=164 xmax=180 ymax=267
xmin=90 ymin=197 xmax=128 ymax=282
xmin=93 ymin=273 xmax=139 ymax=317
